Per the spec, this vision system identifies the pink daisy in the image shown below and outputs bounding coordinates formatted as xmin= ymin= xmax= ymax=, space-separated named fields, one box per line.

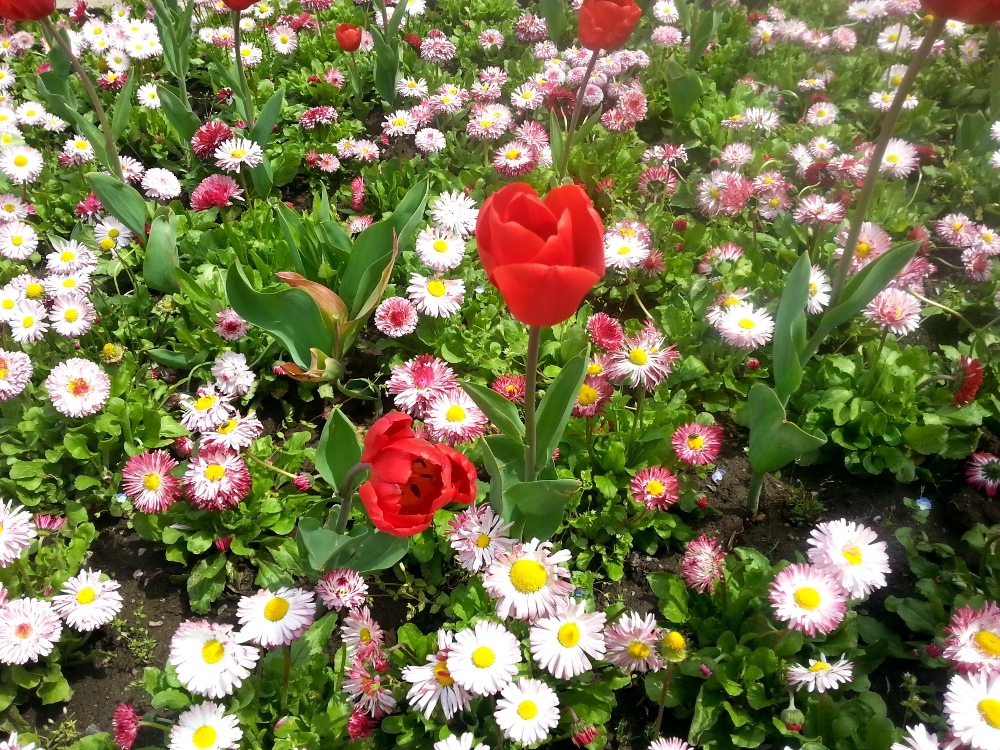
xmin=374 ymin=296 xmax=418 ymax=338
xmin=491 ymin=374 xmax=526 ymax=403
xmin=604 ymin=612 xmax=663 ymax=673
xmin=587 ymin=313 xmax=625 ymax=351
xmin=681 ymin=536 xmax=727 ymax=594
xmin=671 ymin=422 xmax=723 ymax=465
xmin=317 ymin=568 xmax=368 ymax=612
xmin=944 ymin=602 xmax=1000 ymax=675
xmin=630 ymin=467 xmax=679 ymax=511
xmin=769 ymin=563 xmax=847 ymax=637
xmin=0 ymin=598 xmax=62 ymax=664
xmin=121 ymin=450 xmax=181 ymax=512
xmin=864 ymin=288 xmax=921 ymax=336
xmin=215 ymin=308 xmax=248 ymax=341
xmin=386 ymin=354 xmax=457 ymax=419
xmin=183 ymin=446 xmax=251 ymax=511
xmin=572 ymin=375 xmax=613 ymax=419
xmin=966 ymin=453 xmax=1000 ymax=498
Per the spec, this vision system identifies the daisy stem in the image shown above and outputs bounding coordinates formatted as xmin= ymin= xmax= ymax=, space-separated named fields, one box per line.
xmin=523 ymin=325 xmax=541 ymax=482
xmin=585 ymin=417 xmax=598 ymax=467
xmin=40 ymin=18 xmax=124 ymax=183
xmin=827 ymin=15 xmax=945 ymax=308
xmin=333 ymin=643 xmax=347 ymax=693
xmin=627 ymin=387 xmax=646 ymax=463
xmin=906 ymin=288 xmax=977 ymax=334
xmin=245 ymin=451 xmax=298 ymax=480
xmin=652 ymin=662 xmax=674 ymax=739
xmin=139 ymin=720 xmax=173 ymax=732
xmin=862 ymin=329 xmax=889 ymax=397
xmin=558 ymin=51 xmax=599 ymax=179
xmin=281 ymin=643 xmax=291 ymax=710
xmin=491 ymin=697 xmax=507 ymax=749
xmin=16 ymin=556 xmax=37 ymax=597
xmin=231 ymin=10 xmax=256 ymax=127
xmin=628 ymin=273 xmax=653 ymax=321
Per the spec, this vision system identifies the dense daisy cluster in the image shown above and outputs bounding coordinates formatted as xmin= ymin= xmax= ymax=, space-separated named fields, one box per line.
xmin=120 ymin=352 xmax=259 ymax=513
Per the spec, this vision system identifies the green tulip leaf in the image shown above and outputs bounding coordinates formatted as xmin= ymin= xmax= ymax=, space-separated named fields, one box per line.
xmin=773 ymin=250 xmax=811 ymax=405
xmin=534 ymin=346 xmax=589 ymax=471
xmin=87 ymin=173 xmax=148 ymax=242
xmin=143 ymin=214 xmax=180 ymax=294
xmin=316 ymin=407 xmax=362 ymax=491
xmin=461 ymin=381 xmax=525 ymax=442
xmin=747 ymin=384 xmax=827 ymax=474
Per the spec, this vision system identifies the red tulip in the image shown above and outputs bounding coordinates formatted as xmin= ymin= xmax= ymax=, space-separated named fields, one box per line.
xmin=921 ymin=0 xmax=1000 ymax=23
xmin=476 ymin=183 xmax=604 ymax=327
xmin=336 ymin=23 xmax=363 ymax=52
xmin=221 ymin=0 xmax=256 ymax=10
xmin=357 ymin=413 xmax=477 ymax=537
xmin=0 ymin=0 xmax=53 ymax=21
xmin=577 ymin=0 xmax=643 ymax=51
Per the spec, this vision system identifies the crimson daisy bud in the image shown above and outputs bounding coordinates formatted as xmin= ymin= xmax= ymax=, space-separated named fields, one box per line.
xmin=673 ymin=218 xmax=688 ymax=232
xmin=747 ymin=358 xmax=760 ymax=370
xmin=925 ymin=643 xmax=943 ymax=658
xmin=571 ymin=721 xmax=602 ymax=747
xmin=214 ymin=537 xmax=232 ymax=551
xmin=293 ymin=475 xmax=311 ymax=491
xmin=781 ymin=706 xmax=805 ymax=732
xmin=172 ymin=436 xmax=193 ymax=459
xmin=696 ymin=497 xmax=708 ymax=508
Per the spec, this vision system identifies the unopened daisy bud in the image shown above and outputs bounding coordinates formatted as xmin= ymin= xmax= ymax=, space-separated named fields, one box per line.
xmin=215 ymin=537 xmax=232 ymax=551
xmin=780 ymin=706 xmax=804 ymax=732
xmin=112 ymin=703 xmax=141 ymax=750
xmin=673 ymin=218 xmax=687 ymax=232
xmin=347 ymin=705 xmax=377 ymax=739
xmin=74 ymin=342 xmax=81 ymax=350
xmin=661 ymin=630 xmax=689 ymax=662
xmin=273 ymin=364 xmax=285 ymax=376
xmin=274 ymin=716 xmax=288 ymax=730
xmin=571 ymin=721 xmax=602 ymax=747
xmin=747 ymin=358 xmax=760 ymax=370
xmin=699 ymin=663 xmax=712 ymax=677
xmin=925 ymin=643 xmax=943 ymax=658
xmin=697 ymin=497 xmax=708 ymax=508
xmin=172 ymin=436 xmax=193 ymax=459
xmin=293 ymin=475 xmax=311 ymax=491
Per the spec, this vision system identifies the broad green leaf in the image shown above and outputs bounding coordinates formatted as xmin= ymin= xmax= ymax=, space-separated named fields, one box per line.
xmin=249 ymin=87 xmax=285 ymax=150
xmin=347 ymin=531 xmax=409 ymax=572
xmin=37 ymin=675 xmax=72 ymax=705
xmin=151 ymin=688 xmax=191 ymax=710
xmin=315 ymin=407 xmax=362 ymax=490
xmin=87 ymin=173 xmax=148 ymax=241
xmin=143 ymin=214 xmax=180 ymax=293
xmin=47 ymin=29 xmax=73 ymax=78
xmin=276 ymin=271 xmax=348 ymax=331
xmin=773 ymin=251 xmax=811 ymax=405
xmin=902 ymin=423 xmax=949 ymax=454
xmin=249 ymin=155 xmax=274 ymax=200
xmin=647 ymin=572 xmax=689 ymax=623
xmin=538 ymin=0 xmax=567 ymax=42
xmin=534 ymin=346 xmax=589 ymax=471
xmin=689 ymin=8 xmax=722 ymax=66
xmin=505 ymin=479 xmax=580 ymax=516
xmin=482 ymin=434 xmax=525 ymax=521
xmin=158 ymin=83 xmax=202 ymax=143
xmin=665 ymin=58 xmax=703 ymax=121
xmin=462 ymin=381 xmax=525 ymax=442
xmin=111 ymin=72 xmax=138 ymax=141
xmin=225 ymin=261 xmax=332 ymax=368
xmin=747 ymin=384 xmax=827 ymax=474
xmin=187 ymin=553 xmax=226 ymax=613
xmin=274 ymin=200 xmax=309 ymax=277
xmin=386 ymin=0 xmax=408 ymax=36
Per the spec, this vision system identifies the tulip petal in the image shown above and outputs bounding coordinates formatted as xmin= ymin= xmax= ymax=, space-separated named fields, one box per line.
xmin=492 ymin=263 xmax=602 ymax=327
xmin=543 ymin=185 xmax=606 ymax=275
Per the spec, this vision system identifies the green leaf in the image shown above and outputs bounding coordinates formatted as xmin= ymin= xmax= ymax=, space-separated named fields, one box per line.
xmin=297 ymin=519 xmax=408 ymax=573
xmin=151 ymin=688 xmax=191 ymax=710
xmin=347 ymin=531 xmax=410 ymax=573
xmin=647 ymin=572 xmax=689 ymax=623
xmin=111 ymin=72 xmax=138 ymax=141
xmin=689 ymin=8 xmax=722 ymax=65
xmin=47 ymin=29 xmax=73 ymax=78
xmin=316 ymin=407 xmax=362 ymax=490
xmin=87 ymin=173 xmax=148 ymax=242
xmin=462 ymin=381 xmax=525 ymax=442
xmin=187 ymin=553 xmax=226 ymax=613
xmin=505 ymin=479 xmax=580 ymax=516
xmin=225 ymin=261 xmax=332 ymax=368
xmin=534 ymin=346 xmax=589 ymax=471
xmin=538 ymin=0 xmax=567 ymax=42
xmin=37 ymin=675 xmax=72 ymax=704
xmin=249 ymin=155 xmax=274 ymax=200
xmin=903 ymin=424 xmax=949 ymax=454
xmin=249 ymin=87 xmax=285 ymax=150
xmin=143 ymin=214 xmax=180 ymax=294
xmin=884 ymin=596 xmax=940 ymax=635
xmin=747 ymin=384 xmax=827 ymax=474
xmin=158 ymin=83 xmax=202 ymax=143
xmin=664 ymin=58 xmax=703 ymax=121
xmin=773 ymin=251 xmax=811 ymax=405
xmin=64 ymin=433 xmax=94 ymax=460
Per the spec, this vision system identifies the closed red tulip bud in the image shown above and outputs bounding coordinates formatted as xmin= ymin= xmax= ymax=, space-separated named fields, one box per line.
xmin=358 ymin=413 xmax=477 ymax=536
xmin=921 ymin=0 xmax=1000 ymax=23
xmin=577 ymin=0 xmax=643 ymax=51
xmin=476 ymin=182 xmax=604 ymax=327
xmin=221 ymin=0 xmax=256 ymax=10
xmin=336 ymin=23 xmax=362 ymax=52
xmin=0 ymin=0 xmax=54 ymax=21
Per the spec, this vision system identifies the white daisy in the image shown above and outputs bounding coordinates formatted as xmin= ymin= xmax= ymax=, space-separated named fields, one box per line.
xmin=944 ymin=672 xmax=1000 ymax=750
xmin=483 ymin=539 xmax=575 ymax=621
xmin=447 ymin=620 xmax=522 ymax=696
xmin=136 ymin=82 xmax=161 ymax=109
xmin=786 ymin=654 xmax=853 ymax=692
xmin=806 ymin=519 xmax=890 ymax=599
xmin=495 ymin=678 xmax=560 ymax=745
xmin=0 ymin=498 xmax=36 ymax=566
xmin=51 ymin=568 xmax=123 ymax=631
xmin=430 ymin=190 xmax=479 ymax=236
xmin=0 ymin=221 xmax=37 ymax=260
xmin=529 ymin=601 xmax=606 ymax=679
xmin=235 ymin=587 xmax=315 ymax=648
xmin=9 ymin=301 xmax=49 ymax=344
xmin=214 ymin=137 xmax=263 ymax=173
xmin=167 ymin=620 xmax=259 ymax=699
xmin=415 ymin=226 xmax=466 ymax=272
xmin=402 ymin=629 xmax=473 ymax=719
xmin=407 ymin=273 xmax=464 ymax=318
xmin=168 ymin=701 xmax=242 ymax=750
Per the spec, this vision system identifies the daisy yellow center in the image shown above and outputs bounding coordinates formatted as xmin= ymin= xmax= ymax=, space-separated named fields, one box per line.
xmin=108 ymin=228 xmax=120 ymax=238
xmin=11 ymin=236 xmax=21 ymax=246
xmin=578 ymin=384 xmax=599 ymax=406
xmin=891 ymin=76 xmax=903 ymax=86
xmin=192 ymin=726 xmax=217 ymax=749
xmin=664 ymin=631 xmax=686 ymax=650
xmin=195 ymin=395 xmax=216 ymax=411
xmin=472 ymin=646 xmax=495 ymax=668
xmin=359 ymin=627 xmax=372 ymax=641
xmin=102 ymin=343 xmax=117 ymax=357
xmin=201 ymin=639 xmax=225 ymax=663
xmin=886 ymin=154 xmax=899 ymax=164
xmin=710 ymin=187 xmax=721 ymax=199
xmin=445 ymin=405 xmax=465 ymax=422
xmin=974 ymin=630 xmax=1000 ymax=657
xmin=241 ymin=48 xmax=252 ymax=57
xmin=769 ymin=198 xmax=780 ymax=207
xmin=817 ymin=109 xmax=827 ymax=117
xmin=505 ymin=148 xmax=521 ymax=160
xmin=857 ymin=242 xmax=870 ymax=259
xmin=979 ymin=699 xmax=1000 ymax=729
xmin=100 ymin=238 xmax=115 ymax=250
xmin=476 ymin=533 xmax=491 ymax=549
xmin=75 ymin=140 xmax=88 ymax=150
xmin=231 ymin=149 xmax=247 ymax=159
xmin=842 ymin=546 xmax=863 ymax=566
xmin=264 ymin=596 xmax=289 ymax=621
xmin=76 ymin=587 xmax=96 ymax=605
xmin=509 ymin=559 xmax=547 ymax=593
xmin=433 ymin=660 xmax=454 ymax=686
xmin=143 ymin=473 xmax=160 ymax=491
xmin=587 ymin=363 xmax=603 ymax=375
xmin=953 ymin=222 xmax=964 ymax=231
xmin=0 ymin=366 xmax=6 ymax=378
xmin=60 ymin=251 xmax=75 ymax=261
xmin=738 ymin=318 xmax=755 ymax=330
xmin=62 ymin=279 xmax=76 ymax=288
xmin=427 ymin=280 xmax=446 ymax=297
xmin=219 ymin=419 xmax=238 ymax=434
xmin=432 ymin=239 xmax=448 ymax=253
xmin=504 ymin=385 xmax=517 ymax=394
xmin=0 ymin=300 xmax=9 ymax=310
xmin=629 ymin=348 xmax=648 ymax=366
xmin=809 ymin=282 xmax=818 ymax=295
xmin=518 ymin=700 xmax=538 ymax=720
xmin=2 ymin=203 xmax=12 ymax=211
xmin=393 ymin=118 xmax=407 ymax=127
xmin=687 ymin=435 xmax=705 ymax=450
xmin=479 ymin=119 xmax=493 ymax=127
xmin=67 ymin=377 xmax=90 ymax=396
xmin=986 ymin=233 xmax=994 ymax=243
xmin=557 ymin=622 xmax=581 ymax=648
xmin=724 ymin=297 xmax=742 ymax=308
xmin=646 ymin=479 xmax=665 ymax=496
xmin=627 ymin=641 xmax=650 ymax=659
xmin=731 ymin=114 xmax=742 ymax=121
xmin=13 ymin=155 xmax=27 ymax=167
xmin=280 ymin=35 xmax=289 ymax=43
xmin=617 ymin=245 xmax=632 ymax=255
xmin=205 ymin=463 xmax=226 ymax=481
xmin=794 ymin=587 xmax=821 ymax=610
xmin=22 ymin=315 xmax=34 ymax=327
xmin=809 ymin=661 xmax=831 ymax=672
xmin=882 ymin=94 xmax=892 ymax=102
xmin=14 ymin=623 xmax=33 ymax=639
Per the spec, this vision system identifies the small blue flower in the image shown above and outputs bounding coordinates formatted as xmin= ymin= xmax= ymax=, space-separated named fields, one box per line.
xmin=475 ymin=285 xmax=485 ymax=294
xmin=711 ymin=469 xmax=725 ymax=483
xmin=573 ymin=587 xmax=586 ymax=598
xmin=916 ymin=497 xmax=932 ymax=511
xmin=115 ymin=493 xmax=128 ymax=504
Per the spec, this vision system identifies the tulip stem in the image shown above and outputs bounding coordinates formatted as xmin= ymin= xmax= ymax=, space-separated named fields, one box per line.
xmin=333 ymin=461 xmax=371 ymax=534
xmin=558 ymin=51 xmax=599 ymax=179
xmin=523 ymin=325 xmax=542 ymax=483
xmin=231 ymin=10 xmax=256 ymax=127
xmin=40 ymin=18 xmax=124 ymax=183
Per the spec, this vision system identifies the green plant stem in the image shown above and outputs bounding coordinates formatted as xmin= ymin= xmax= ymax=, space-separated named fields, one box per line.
xmin=627 ymin=387 xmax=646 ymax=461
xmin=348 ymin=50 xmax=362 ymax=97
xmin=333 ymin=461 xmax=372 ymax=533
xmin=907 ymin=288 xmax=977 ymax=333
xmin=863 ymin=329 xmax=889 ymax=397
xmin=557 ymin=51 xmax=599 ymax=179
xmin=139 ymin=720 xmax=173 ymax=732
xmin=333 ymin=643 xmax=347 ymax=693
xmin=523 ymin=325 xmax=541 ymax=482
xmin=828 ymin=15 xmax=946 ymax=307
xmin=585 ymin=417 xmax=598 ymax=467
xmin=746 ymin=470 xmax=765 ymax=517
xmin=231 ymin=10 xmax=255 ymax=126
xmin=491 ymin=697 xmax=507 ymax=749
xmin=281 ymin=643 xmax=291 ymax=710
xmin=245 ymin=452 xmax=298 ymax=480
xmin=652 ymin=662 xmax=674 ymax=739
xmin=40 ymin=18 xmax=124 ymax=183
xmin=629 ymin=272 xmax=654 ymax=321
